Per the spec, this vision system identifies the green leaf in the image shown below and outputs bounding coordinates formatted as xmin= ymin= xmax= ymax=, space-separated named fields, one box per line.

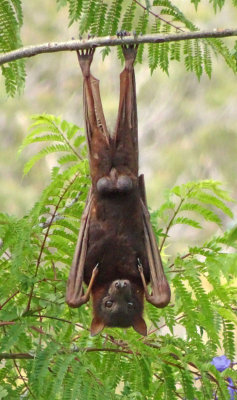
xmin=23 ymin=144 xmax=72 ymax=175
xmin=0 ymin=0 xmax=25 ymax=95
xmin=215 ymin=306 xmax=237 ymax=325
xmin=0 ymin=386 xmax=8 ymax=399
xmin=192 ymin=192 xmax=233 ymax=218
xmin=180 ymin=202 xmax=222 ymax=225
xmin=173 ymin=216 xmax=202 ymax=229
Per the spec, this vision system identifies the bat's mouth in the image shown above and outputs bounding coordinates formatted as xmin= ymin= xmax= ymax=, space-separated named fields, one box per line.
xmin=106 ymin=314 xmax=133 ymax=328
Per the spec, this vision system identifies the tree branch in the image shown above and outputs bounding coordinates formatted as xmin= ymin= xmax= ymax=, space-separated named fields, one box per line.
xmin=0 ymin=347 xmax=135 ymax=360
xmin=0 ymin=29 xmax=237 ymax=66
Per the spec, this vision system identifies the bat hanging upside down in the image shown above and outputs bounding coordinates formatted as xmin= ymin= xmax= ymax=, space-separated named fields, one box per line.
xmin=66 ymin=45 xmax=171 ymax=336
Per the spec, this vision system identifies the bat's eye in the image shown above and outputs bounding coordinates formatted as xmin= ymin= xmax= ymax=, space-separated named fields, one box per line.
xmin=127 ymin=302 xmax=134 ymax=310
xmin=105 ymin=300 xmax=113 ymax=308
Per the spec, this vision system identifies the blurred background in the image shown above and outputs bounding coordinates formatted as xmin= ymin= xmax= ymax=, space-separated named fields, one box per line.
xmin=0 ymin=0 xmax=236 ymax=255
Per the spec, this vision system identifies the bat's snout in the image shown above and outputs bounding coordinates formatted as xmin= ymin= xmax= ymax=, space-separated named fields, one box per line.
xmin=114 ymin=280 xmax=130 ymax=290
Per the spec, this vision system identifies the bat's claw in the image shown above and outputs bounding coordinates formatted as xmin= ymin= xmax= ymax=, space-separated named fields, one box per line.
xmin=77 ymin=47 xmax=95 ymax=77
xmin=77 ymin=47 xmax=95 ymax=57
xmin=92 ymin=263 xmax=99 ymax=276
xmin=137 ymin=258 xmax=143 ymax=273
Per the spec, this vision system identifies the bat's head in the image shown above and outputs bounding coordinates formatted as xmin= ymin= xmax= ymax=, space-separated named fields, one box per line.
xmin=91 ymin=279 xmax=147 ymax=336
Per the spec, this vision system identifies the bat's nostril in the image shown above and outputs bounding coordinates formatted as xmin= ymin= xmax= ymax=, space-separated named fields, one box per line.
xmin=115 ymin=281 xmax=120 ymax=288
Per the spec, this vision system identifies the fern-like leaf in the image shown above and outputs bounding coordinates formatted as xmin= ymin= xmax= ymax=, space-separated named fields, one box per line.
xmin=0 ymin=0 xmax=25 ymax=95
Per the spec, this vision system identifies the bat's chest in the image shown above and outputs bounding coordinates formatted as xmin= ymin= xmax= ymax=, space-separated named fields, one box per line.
xmin=83 ymin=194 xmax=150 ymax=285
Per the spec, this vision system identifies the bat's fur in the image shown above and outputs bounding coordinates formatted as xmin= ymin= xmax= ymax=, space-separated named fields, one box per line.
xmin=66 ymin=45 xmax=170 ymax=336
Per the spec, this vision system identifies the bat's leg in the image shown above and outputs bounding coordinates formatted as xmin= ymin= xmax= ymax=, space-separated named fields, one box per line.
xmin=77 ymin=48 xmax=111 ymax=185
xmin=114 ymin=45 xmax=139 ymax=177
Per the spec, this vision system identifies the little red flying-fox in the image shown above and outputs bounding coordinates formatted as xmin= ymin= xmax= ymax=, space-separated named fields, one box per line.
xmin=66 ymin=44 xmax=170 ymax=336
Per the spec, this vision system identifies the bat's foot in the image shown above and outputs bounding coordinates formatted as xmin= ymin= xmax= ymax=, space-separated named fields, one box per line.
xmin=121 ymin=44 xmax=138 ymax=70
xmin=116 ymin=30 xmax=130 ymax=38
xmin=77 ymin=47 xmax=95 ymax=77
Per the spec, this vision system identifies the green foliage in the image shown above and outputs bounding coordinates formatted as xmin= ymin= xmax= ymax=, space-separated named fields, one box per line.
xmin=0 ymin=114 xmax=236 ymax=398
xmin=191 ymin=0 xmax=226 ymax=11
xmin=0 ymin=0 xmax=25 ymax=95
xmin=18 ymin=114 xmax=85 ymax=175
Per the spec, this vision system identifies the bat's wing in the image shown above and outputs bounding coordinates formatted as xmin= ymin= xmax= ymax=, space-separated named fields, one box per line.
xmin=139 ymin=175 xmax=171 ymax=308
xmin=114 ymin=45 xmax=139 ymax=176
xmin=66 ymin=189 xmax=98 ymax=307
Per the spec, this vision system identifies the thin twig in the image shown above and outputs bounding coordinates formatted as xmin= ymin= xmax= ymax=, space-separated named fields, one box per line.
xmin=12 ymin=358 xmax=35 ymax=398
xmin=74 ymin=357 xmax=104 ymax=386
xmin=168 ymin=253 xmax=192 ymax=269
xmin=159 ymin=196 xmax=185 ymax=252
xmin=0 ymin=290 xmax=19 ymax=309
xmin=39 ymin=190 xmax=83 ymax=229
xmin=0 ymin=321 xmax=16 ymax=327
xmin=133 ymin=0 xmax=184 ymax=32
xmin=154 ymin=373 xmax=184 ymax=399
xmin=160 ymin=185 xmax=195 ymax=251
xmin=25 ymin=172 xmax=79 ymax=313
xmin=0 ymin=29 xmax=237 ymax=66
xmin=51 ymin=119 xmax=83 ymax=161
xmin=146 ymin=313 xmax=185 ymax=336
xmin=1 ymin=353 xmax=34 ymax=360
xmin=31 ymin=314 xmax=85 ymax=330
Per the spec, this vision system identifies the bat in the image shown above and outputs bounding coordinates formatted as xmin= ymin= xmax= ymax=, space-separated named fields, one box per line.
xmin=66 ymin=45 xmax=171 ymax=336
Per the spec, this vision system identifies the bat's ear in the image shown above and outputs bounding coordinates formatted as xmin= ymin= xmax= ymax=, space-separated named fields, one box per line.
xmin=90 ymin=316 xmax=105 ymax=336
xmin=132 ymin=316 xmax=147 ymax=336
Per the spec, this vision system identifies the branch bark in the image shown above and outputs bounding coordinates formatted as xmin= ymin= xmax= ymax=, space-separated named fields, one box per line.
xmin=0 ymin=347 xmax=134 ymax=360
xmin=0 ymin=29 xmax=237 ymax=66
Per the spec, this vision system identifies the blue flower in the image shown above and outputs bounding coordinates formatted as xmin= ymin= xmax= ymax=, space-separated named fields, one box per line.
xmin=211 ymin=356 xmax=237 ymax=399
xmin=211 ymin=355 xmax=231 ymax=372
xmin=227 ymin=378 xmax=236 ymax=400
